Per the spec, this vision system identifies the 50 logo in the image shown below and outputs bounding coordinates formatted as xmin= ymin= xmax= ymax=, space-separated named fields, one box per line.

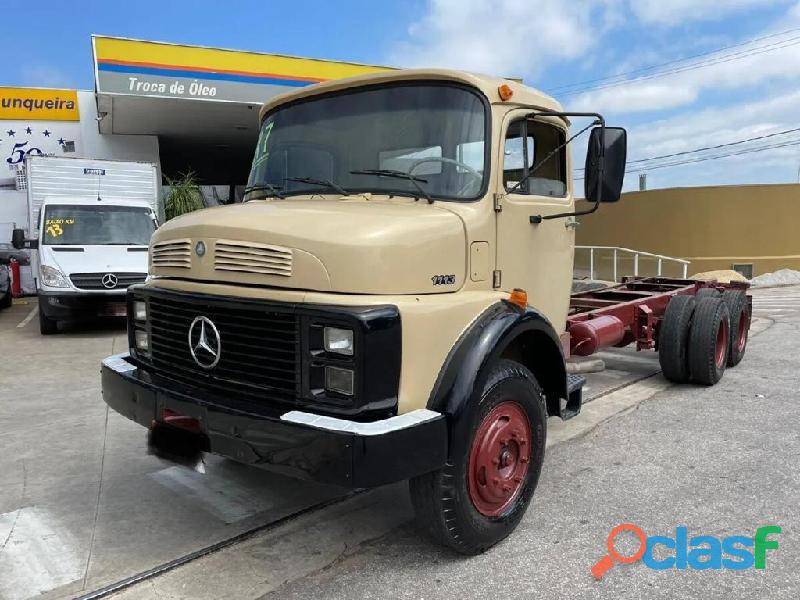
xmin=6 ymin=141 xmax=45 ymax=165
xmin=592 ymin=523 xmax=781 ymax=579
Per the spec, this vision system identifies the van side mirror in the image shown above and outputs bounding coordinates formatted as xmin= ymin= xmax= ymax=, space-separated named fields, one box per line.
xmin=11 ymin=228 xmax=36 ymax=250
xmin=11 ymin=229 xmax=25 ymax=249
xmin=584 ymin=127 xmax=627 ymax=203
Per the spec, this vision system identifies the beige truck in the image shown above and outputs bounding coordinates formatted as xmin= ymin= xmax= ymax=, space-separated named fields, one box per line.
xmin=102 ymin=69 xmax=630 ymax=554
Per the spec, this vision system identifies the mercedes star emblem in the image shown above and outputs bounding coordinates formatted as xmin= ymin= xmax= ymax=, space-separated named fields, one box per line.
xmin=188 ymin=316 xmax=221 ymax=369
xmin=195 ymin=241 xmax=206 ymax=257
xmin=101 ymin=273 xmax=118 ymax=289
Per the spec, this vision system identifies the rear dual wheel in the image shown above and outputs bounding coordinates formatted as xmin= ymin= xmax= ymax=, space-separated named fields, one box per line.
xmin=660 ymin=292 xmax=745 ymax=385
xmin=409 ymin=360 xmax=546 ymax=555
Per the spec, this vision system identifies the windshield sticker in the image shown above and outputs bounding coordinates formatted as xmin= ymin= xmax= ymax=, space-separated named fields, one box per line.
xmin=45 ymin=218 xmax=74 ymax=238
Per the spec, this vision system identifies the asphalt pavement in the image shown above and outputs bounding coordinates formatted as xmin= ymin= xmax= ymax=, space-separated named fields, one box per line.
xmin=252 ymin=287 xmax=800 ymax=599
xmin=1 ymin=287 xmax=798 ymax=599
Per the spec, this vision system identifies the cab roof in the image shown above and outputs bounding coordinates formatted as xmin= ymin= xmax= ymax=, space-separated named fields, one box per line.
xmin=258 ymin=68 xmax=564 ymax=121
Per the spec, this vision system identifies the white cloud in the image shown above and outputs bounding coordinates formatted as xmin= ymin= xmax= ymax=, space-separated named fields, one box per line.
xmin=630 ymin=0 xmax=789 ymax=26
xmin=569 ymin=27 xmax=800 ymax=114
xmin=18 ymin=64 xmax=73 ymax=89
xmin=388 ymin=0 xmax=613 ymax=77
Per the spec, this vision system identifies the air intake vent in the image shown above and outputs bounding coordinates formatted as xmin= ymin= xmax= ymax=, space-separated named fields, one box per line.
xmin=215 ymin=240 xmax=292 ymax=277
xmin=152 ymin=239 xmax=192 ymax=269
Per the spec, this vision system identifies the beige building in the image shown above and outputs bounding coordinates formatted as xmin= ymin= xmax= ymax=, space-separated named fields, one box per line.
xmin=575 ymin=183 xmax=800 ymax=279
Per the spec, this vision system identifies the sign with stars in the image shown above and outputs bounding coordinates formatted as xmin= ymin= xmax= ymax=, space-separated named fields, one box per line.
xmin=0 ymin=119 xmax=82 ymax=185
xmin=0 ymin=87 xmax=80 ymax=121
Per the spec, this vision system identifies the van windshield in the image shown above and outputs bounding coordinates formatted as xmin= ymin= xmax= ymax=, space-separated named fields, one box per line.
xmin=246 ymin=83 xmax=488 ymax=201
xmin=42 ymin=205 xmax=155 ymax=246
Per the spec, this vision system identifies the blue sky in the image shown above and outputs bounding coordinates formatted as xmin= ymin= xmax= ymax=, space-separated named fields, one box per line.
xmin=4 ymin=0 xmax=800 ymax=190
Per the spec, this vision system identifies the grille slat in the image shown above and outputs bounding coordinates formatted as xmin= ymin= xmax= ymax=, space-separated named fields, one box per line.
xmin=146 ymin=294 xmax=299 ymax=405
xmin=214 ymin=240 xmax=292 ymax=277
xmin=70 ymin=272 xmax=146 ymax=290
xmin=152 ymin=239 xmax=191 ymax=269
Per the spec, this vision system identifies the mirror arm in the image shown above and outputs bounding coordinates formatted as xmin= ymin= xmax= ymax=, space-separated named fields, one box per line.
xmin=529 ymin=111 xmax=606 ymax=225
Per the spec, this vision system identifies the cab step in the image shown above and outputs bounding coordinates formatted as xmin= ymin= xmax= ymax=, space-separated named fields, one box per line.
xmin=562 ymin=373 xmax=586 ymax=420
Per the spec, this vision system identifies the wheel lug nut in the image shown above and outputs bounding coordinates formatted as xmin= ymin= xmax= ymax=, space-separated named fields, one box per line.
xmin=514 ymin=477 xmax=522 ymax=483
xmin=502 ymin=485 xmax=511 ymax=493
xmin=520 ymin=457 xmax=529 ymax=464
xmin=492 ymin=458 xmax=500 ymax=466
xmin=492 ymin=477 xmax=500 ymax=486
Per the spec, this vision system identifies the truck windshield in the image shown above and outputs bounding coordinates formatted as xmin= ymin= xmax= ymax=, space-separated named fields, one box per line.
xmin=246 ymin=83 xmax=488 ymax=201
xmin=42 ymin=205 xmax=155 ymax=246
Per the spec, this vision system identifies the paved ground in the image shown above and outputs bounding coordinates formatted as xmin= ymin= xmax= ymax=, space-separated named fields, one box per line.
xmin=0 ymin=287 xmax=796 ymax=599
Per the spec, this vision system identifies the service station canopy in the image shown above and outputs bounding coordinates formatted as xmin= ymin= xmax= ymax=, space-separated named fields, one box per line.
xmin=92 ymin=35 xmax=390 ymax=157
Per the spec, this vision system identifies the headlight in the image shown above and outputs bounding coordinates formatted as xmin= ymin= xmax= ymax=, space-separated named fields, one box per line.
xmin=323 ymin=327 xmax=354 ymax=356
xmin=325 ymin=366 xmax=354 ymax=395
xmin=40 ymin=265 xmax=69 ymax=288
xmin=134 ymin=329 xmax=150 ymax=355
xmin=133 ymin=300 xmax=148 ymax=321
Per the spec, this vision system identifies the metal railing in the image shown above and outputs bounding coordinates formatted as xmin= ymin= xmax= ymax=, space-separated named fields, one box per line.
xmin=575 ymin=246 xmax=690 ymax=281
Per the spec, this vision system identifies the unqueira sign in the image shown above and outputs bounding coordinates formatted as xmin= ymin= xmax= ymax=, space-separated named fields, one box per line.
xmin=0 ymin=87 xmax=79 ymax=121
xmin=92 ymin=35 xmax=391 ymax=104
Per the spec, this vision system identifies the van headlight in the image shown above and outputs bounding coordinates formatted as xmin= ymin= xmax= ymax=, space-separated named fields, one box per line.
xmin=323 ymin=327 xmax=354 ymax=356
xmin=40 ymin=265 xmax=69 ymax=288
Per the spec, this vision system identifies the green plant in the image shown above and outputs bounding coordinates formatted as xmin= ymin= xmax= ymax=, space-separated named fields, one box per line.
xmin=164 ymin=171 xmax=205 ymax=220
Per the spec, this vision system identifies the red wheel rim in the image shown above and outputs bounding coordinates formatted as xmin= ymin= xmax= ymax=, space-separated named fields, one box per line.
xmin=467 ymin=401 xmax=532 ymax=517
xmin=736 ymin=308 xmax=749 ymax=353
xmin=715 ymin=318 xmax=729 ymax=369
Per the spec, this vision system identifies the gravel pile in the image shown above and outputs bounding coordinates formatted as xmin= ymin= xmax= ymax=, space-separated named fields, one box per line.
xmin=751 ymin=268 xmax=800 ymax=287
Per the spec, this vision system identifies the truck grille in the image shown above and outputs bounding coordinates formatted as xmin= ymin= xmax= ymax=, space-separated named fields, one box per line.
xmin=147 ymin=294 xmax=299 ymax=404
xmin=214 ymin=240 xmax=292 ymax=277
xmin=70 ymin=272 xmax=146 ymax=290
xmin=151 ymin=239 xmax=192 ymax=269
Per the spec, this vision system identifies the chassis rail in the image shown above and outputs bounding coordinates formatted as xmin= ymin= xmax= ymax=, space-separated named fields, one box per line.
xmin=566 ymin=276 xmax=750 ymax=357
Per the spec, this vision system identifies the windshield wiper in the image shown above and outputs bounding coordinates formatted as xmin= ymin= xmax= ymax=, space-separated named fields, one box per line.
xmin=243 ymin=183 xmax=285 ymax=200
xmin=350 ymin=169 xmax=433 ymax=204
xmin=285 ymin=176 xmax=349 ymax=196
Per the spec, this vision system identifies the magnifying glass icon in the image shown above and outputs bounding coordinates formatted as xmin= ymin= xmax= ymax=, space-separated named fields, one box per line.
xmin=591 ymin=523 xmax=647 ymax=579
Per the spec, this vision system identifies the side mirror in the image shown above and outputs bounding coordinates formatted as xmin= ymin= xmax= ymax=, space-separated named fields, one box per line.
xmin=11 ymin=228 xmax=37 ymax=250
xmin=11 ymin=229 xmax=25 ymax=250
xmin=584 ymin=126 xmax=627 ymax=203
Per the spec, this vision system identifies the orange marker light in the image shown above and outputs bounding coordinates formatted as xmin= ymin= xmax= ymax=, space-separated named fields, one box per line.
xmin=508 ymin=288 xmax=528 ymax=309
xmin=498 ymin=83 xmax=514 ymax=101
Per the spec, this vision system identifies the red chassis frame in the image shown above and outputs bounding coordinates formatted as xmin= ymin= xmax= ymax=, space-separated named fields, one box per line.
xmin=565 ymin=277 xmax=751 ymax=357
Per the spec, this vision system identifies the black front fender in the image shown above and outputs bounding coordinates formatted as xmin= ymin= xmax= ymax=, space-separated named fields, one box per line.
xmin=427 ymin=301 xmax=568 ymax=458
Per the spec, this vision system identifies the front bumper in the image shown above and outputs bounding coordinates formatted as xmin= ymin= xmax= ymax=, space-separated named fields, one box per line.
xmin=101 ymin=353 xmax=448 ymax=488
xmin=39 ymin=291 xmax=127 ymax=319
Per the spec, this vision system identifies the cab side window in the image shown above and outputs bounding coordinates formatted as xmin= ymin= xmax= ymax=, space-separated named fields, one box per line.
xmin=503 ymin=119 xmax=567 ymax=197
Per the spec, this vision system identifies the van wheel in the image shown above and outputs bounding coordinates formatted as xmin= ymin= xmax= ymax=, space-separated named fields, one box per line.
xmin=722 ymin=290 xmax=749 ymax=367
xmin=409 ymin=359 xmax=546 ymax=555
xmin=39 ymin=310 xmax=58 ymax=335
xmin=688 ymin=297 xmax=730 ymax=385
xmin=658 ymin=295 xmax=695 ymax=383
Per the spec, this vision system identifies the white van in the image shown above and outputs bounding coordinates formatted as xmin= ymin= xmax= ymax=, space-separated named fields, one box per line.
xmin=12 ymin=156 xmax=160 ymax=334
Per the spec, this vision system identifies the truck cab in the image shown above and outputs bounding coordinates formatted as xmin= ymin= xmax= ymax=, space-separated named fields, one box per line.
xmin=101 ymin=69 xmax=626 ymax=554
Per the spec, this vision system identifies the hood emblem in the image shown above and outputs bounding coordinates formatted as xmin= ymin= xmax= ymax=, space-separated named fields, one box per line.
xmin=188 ymin=316 xmax=221 ymax=369
xmin=195 ymin=241 xmax=206 ymax=257
xmin=101 ymin=273 xmax=118 ymax=289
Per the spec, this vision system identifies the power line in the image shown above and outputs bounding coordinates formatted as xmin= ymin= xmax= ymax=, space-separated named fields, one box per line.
xmin=575 ymin=126 xmax=800 ymax=172
xmin=548 ymin=26 xmax=800 ymax=95
xmin=574 ymin=138 xmax=800 ymax=180
xmin=560 ymin=35 xmax=800 ymax=97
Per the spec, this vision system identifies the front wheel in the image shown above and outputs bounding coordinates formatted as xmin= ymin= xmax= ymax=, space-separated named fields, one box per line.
xmin=409 ymin=359 xmax=547 ymax=555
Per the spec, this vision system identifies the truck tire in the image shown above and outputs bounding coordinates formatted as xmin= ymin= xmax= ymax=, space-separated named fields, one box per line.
xmin=0 ymin=288 xmax=11 ymax=309
xmin=658 ymin=294 xmax=696 ymax=383
xmin=695 ymin=287 xmax=720 ymax=300
xmin=688 ymin=297 xmax=730 ymax=385
xmin=39 ymin=309 xmax=58 ymax=335
xmin=722 ymin=290 xmax=749 ymax=367
xmin=409 ymin=359 xmax=546 ymax=555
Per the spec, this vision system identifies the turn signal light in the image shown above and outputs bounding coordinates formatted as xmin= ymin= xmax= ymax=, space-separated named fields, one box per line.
xmin=498 ymin=83 xmax=514 ymax=101
xmin=508 ymin=288 xmax=528 ymax=309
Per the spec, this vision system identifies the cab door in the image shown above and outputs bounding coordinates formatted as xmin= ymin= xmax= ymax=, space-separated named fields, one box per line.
xmin=495 ymin=112 xmax=575 ymax=331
